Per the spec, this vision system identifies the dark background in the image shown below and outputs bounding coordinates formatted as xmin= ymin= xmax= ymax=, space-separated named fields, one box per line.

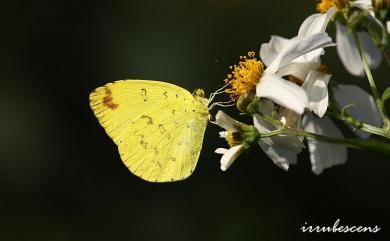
xmin=1 ymin=0 xmax=389 ymax=240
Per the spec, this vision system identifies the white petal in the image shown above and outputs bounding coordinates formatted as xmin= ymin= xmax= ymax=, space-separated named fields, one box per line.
xmin=301 ymin=70 xmax=330 ymax=117
xmin=277 ymin=62 xmax=320 ymax=81
xmin=336 ymin=22 xmax=382 ymax=76
xmin=336 ymin=22 xmax=363 ymax=76
xmin=253 ymin=113 xmax=275 ymax=146
xmin=257 ymin=73 xmax=309 ymax=115
xmin=298 ymin=7 xmax=336 ymax=37
xmin=253 ymin=114 xmax=303 ymax=153
xmin=332 ymin=84 xmax=382 ymax=139
xmin=219 ymin=131 xmax=227 ymax=138
xmin=265 ymin=32 xmax=335 ymax=73
xmin=254 ymin=108 xmax=300 ymax=170
xmin=258 ymin=99 xmax=275 ymax=115
xmin=350 ymin=0 xmax=373 ymax=11
xmin=271 ymin=135 xmax=304 ymax=154
xmin=302 ymin=113 xmax=347 ymax=175
xmin=215 ymin=110 xmax=242 ymax=131
xmin=215 ymin=148 xmax=228 ymax=154
xmin=387 ymin=21 xmax=390 ymax=34
xmin=258 ymin=139 xmax=297 ymax=171
xmin=220 ymin=145 xmax=244 ymax=171
xmin=260 ymin=35 xmax=291 ymax=67
xmin=279 ymin=107 xmax=303 ymax=130
xmin=360 ymin=30 xmax=382 ymax=70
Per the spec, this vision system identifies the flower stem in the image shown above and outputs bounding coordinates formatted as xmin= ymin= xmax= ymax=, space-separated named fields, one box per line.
xmin=258 ymin=128 xmax=390 ymax=155
xmin=255 ymin=112 xmax=390 ymax=155
xmin=352 ymin=31 xmax=390 ymax=129
xmin=326 ymin=110 xmax=390 ymax=138
xmin=284 ymin=128 xmax=390 ymax=155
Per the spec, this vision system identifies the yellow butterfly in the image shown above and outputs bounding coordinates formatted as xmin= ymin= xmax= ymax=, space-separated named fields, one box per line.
xmin=89 ymin=80 xmax=210 ymax=182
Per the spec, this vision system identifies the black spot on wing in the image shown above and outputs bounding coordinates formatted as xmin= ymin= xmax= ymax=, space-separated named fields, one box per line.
xmin=140 ymin=115 xmax=153 ymax=125
xmin=141 ymin=88 xmax=147 ymax=101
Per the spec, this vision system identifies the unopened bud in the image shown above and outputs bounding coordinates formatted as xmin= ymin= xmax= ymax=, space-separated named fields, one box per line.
xmin=236 ymin=92 xmax=260 ymax=114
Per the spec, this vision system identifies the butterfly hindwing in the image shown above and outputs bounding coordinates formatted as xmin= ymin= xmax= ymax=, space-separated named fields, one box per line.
xmin=89 ymin=80 xmax=209 ymax=182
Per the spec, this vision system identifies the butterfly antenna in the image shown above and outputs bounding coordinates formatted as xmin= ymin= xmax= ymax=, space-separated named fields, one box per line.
xmin=208 ymin=100 xmax=235 ymax=111
xmin=198 ymin=58 xmax=233 ymax=107
xmin=208 ymin=83 xmax=230 ymax=104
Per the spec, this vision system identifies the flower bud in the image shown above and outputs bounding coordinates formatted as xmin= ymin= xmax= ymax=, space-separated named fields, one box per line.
xmin=236 ymin=92 xmax=260 ymax=114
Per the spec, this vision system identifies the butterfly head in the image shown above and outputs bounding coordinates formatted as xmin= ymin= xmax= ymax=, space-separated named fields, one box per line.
xmin=193 ymin=88 xmax=205 ymax=98
xmin=193 ymin=88 xmax=211 ymax=110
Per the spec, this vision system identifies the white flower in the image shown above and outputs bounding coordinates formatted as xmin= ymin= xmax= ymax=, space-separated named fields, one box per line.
xmin=316 ymin=2 xmax=382 ymax=76
xmin=302 ymin=113 xmax=347 ymax=175
xmin=336 ymin=22 xmax=382 ymax=76
xmin=332 ymin=84 xmax=382 ymax=139
xmin=253 ymin=100 xmax=303 ymax=170
xmin=258 ymin=10 xmax=335 ymax=116
xmin=215 ymin=145 xmax=244 ymax=171
xmin=256 ymin=73 xmax=309 ymax=115
xmin=214 ymin=111 xmax=245 ymax=171
xmin=252 ymin=8 xmax=347 ymax=173
xmin=257 ymin=33 xmax=334 ymax=115
xmin=301 ymin=69 xmax=330 ymax=117
xmin=262 ymin=33 xmax=335 ymax=74
xmin=261 ymin=8 xmax=335 ymax=67
xmin=253 ymin=102 xmax=348 ymax=174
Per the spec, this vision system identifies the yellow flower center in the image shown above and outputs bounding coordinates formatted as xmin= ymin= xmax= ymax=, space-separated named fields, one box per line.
xmin=226 ymin=130 xmax=242 ymax=147
xmin=225 ymin=51 xmax=264 ymax=101
xmin=316 ymin=0 xmax=350 ymax=13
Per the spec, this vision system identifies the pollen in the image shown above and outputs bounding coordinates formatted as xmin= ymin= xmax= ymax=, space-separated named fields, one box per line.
xmin=316 ymin=0 xmax=349 ymax=13
xmin=225 ymin=51 xmax=264 ymax=101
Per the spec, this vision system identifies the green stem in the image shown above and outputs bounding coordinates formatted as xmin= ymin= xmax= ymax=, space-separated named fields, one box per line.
xmin=255 ymin=111 xmax=390 ymax=155
xmin=258 ymin=129 xmax=284 ymax=138
xmin=287 ymin=128 xmax=390 ymax=155
xmin=326 ymin=110 xmax=390 ymax=138
xmin=258 ymin=128 xmax=390 ymax=156
xmin=352 ymin=31 xmax=390 ymax=129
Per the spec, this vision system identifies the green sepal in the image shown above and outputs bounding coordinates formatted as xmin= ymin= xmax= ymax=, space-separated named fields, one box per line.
xmin=381 ymin=86 xmax=390 ymax=103
xmin=241 ymin=124 xmax=260 ymax=150
xmin=340 ymin=104 xmax=364 ymax=128
xmin=341 ymin=103 xmax=355 ymax=116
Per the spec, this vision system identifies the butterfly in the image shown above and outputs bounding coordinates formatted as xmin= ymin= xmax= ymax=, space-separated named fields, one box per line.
xmin=89 ymin=80 xmax=210 ymax=182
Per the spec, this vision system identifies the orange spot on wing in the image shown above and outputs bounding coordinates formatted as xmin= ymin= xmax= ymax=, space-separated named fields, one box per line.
xmin=103 ymin=87 xmax=119 ymax=110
